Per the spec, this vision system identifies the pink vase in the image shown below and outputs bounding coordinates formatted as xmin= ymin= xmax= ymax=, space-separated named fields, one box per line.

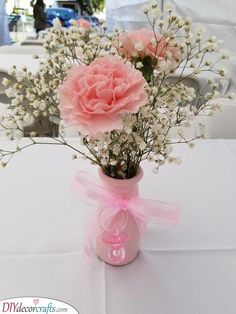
xmin=96 ymin=167 xmax=143 ymax=266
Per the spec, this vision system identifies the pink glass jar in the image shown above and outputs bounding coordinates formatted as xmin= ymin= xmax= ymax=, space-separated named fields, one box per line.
xmin=96 ymin=167 xmax=143 ymax=266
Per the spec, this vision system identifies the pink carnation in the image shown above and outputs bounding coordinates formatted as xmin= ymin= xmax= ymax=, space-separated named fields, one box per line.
xmin=59 ymin=55 xmax=148 ymax=136
xmin=116 ymin=29 xmax=181 ymax=69
xmin=77 ymin=18 xmax=90 ymax=30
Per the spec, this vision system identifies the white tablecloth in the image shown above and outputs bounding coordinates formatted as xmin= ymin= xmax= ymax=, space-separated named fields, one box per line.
xmin=0 ymin=139 xmax=236 ymax=313
xmin=0 ymin=54 xmax=39 ymax=73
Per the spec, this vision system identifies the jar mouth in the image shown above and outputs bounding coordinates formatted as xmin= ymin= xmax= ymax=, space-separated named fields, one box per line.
xmin=98 ymin=167 xmax=143 ymax=186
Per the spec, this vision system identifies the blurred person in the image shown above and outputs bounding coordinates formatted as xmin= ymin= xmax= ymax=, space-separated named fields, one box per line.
xmin=0 ymin=0 xmax=11 ymax=46
xmin=32 ymin=0 xmax=47 ymax=34
xmin=59 ymin=18 xmax=66 ymax=28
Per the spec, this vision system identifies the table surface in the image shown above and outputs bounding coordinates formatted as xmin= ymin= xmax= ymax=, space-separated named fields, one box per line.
xmin=0 ymin=139 xmax=236 ymax=314
xmin=0 ymin=53 xmax=40 ymax=73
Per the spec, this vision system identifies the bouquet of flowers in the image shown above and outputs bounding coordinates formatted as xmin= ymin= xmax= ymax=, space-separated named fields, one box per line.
xmin=0 ymin=1 xmax=231 ymax=265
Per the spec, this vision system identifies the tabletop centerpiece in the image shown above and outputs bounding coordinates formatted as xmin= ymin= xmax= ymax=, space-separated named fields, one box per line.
xmin=0 ymin=1 xmax=230 ymax=265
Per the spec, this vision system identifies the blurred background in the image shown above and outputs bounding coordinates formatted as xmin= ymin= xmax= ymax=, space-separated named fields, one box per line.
xmin=0 ymin=0 xmax=235 ymax=138
xmin=2 ymin=0 xmax=105 ymax=43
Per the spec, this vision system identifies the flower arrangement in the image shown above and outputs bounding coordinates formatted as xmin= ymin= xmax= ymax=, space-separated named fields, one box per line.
xmin=1 ymin=1 xmax=232 ymax=266
xmin=0 ymin=1 xmax=231 ymax=180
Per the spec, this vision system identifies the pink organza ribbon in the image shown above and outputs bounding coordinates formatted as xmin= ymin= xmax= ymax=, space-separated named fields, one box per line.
xmin=71 ymin=171 xmax=179 ymax=258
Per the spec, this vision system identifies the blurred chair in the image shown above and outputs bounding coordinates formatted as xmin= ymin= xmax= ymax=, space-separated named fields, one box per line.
xmin=0 ymin=44 xmax=44 ymax=55
xmin=195 ymin=100 xmax=236 ymax=139
xmin=20 ymin=40 xmax=43 ymax=46
xmin=167 ymin=75 xmax=200 ymax=94
xmin=0 ymin=69 xmax=59 ymax=138
xmin=23 ymin=117 xmax=59 ymax=137
xmin=59 ymin=122 xmax=78 ymax=138
xmin=0 ymin=70 xmax=13 ymax=104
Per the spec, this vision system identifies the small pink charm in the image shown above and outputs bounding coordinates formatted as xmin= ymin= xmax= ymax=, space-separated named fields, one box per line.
xmin=102 ymin=230 xmax=129 ymax=264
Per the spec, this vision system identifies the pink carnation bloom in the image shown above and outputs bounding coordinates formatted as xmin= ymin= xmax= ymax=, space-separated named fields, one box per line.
xmin=59 ymin=55 xmax=148 ymax=136
xmin=116 ymin=29 xmax=181 ymax=69
xmin=77 ymin=18 xmax=90 ymax=30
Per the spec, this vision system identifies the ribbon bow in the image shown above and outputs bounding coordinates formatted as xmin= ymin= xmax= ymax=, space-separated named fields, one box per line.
xmin=71 ymin=171 xmax=179 ymax=259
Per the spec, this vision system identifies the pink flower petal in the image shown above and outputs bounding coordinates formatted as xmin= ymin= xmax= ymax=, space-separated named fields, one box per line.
xmin=59 ymin=55 xmax=148 ymax=136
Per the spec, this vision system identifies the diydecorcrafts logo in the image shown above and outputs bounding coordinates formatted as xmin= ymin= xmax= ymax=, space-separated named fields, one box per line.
xmin=0 ymin=297 xmax=79 ymax=313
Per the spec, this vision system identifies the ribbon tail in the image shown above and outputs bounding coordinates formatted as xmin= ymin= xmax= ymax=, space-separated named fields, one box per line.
xmin=130 ymin=198 xmax=179 ymax=227
xmin=127 ymin=207 xmax=148 ymax=234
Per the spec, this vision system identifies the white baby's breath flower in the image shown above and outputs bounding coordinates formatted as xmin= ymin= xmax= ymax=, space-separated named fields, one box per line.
xmin=101 ymin=158 xmax=108 ymax=165
xmin=152 ymin=86 xmax=158 ymax=94
xmin=159 ymin=60 xmax=171 ymax=73
xmin=109 ymin=160 xmax=117 ymax=166
xmin=195 ymin=25 xmax=206 ymax=34
xmin=165 ymin=2 xmax=174 ymax=12
xmin=70 ymin=32 xmax=80 ymax=40
xmin=185 ymin=33 xmax=193 ymax=44
xmin=5 ymin=88 xmax=15 ymax=98
xmin=150 ymin=7 xmax=161 ymax=18
xmin=193 ymin=67 xmax=201 ymax=74
xmin=39 ymin=102 xmax=47 ymax=111
xmin=150 ymin=37 xmax=157 ymax=46
xmin=185 ymin=17 xmax=192 ymax=25
xmin=69 ymin=19 xmax=77 ymax=26
xmin=8 ymin=67 xmax=16 ymax=76
xmin=209 ymin=35 xmax=217 ymax=42
xmin=101 ymin=22 xmax=108 ymax=30
xmin=23 ymin=113 xmax=33 ymax=123
xmin=53 ymin=18 xmax=62 ymax=28
xmin=11 ymin=99 xmax=19 ymax=106
xmin=113 ymin=144 xmax=120 ymax=156
xmin=228 ymin=93 xmax=235 ymax=100
xmin=151 ymin=0 xmax=157 ymax=7
xmin=33 ymin=110 xmax=40 ymax=117
xmin=136 ymin=62 xmax=143 ymax=69
xmin=2 ymin=78 xmax=10 ymax=87
xmin=113 ymin=25 xmax=121 ymax=33
xmin=0 ymin=162 xmax=6 ymax=168
xmin=15 ymin=130 xmax=24 ymax=140
xmin=134 ymin=41 xmax=144 ymax=51
xmin=218 ymin=68 xmax=227 ymax=77
xmin=30 ymin=131 xmax=37 ymax=137
xmin=15 ymin=70 xmax=26 ymax=81
xmin=220 ymin=50 xmax=230 ymax=60
xmin=142 ymin=4 xmax=149 ymax=14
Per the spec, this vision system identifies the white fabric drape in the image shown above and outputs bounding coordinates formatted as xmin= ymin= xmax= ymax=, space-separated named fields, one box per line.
xmin=105 ymin=0 xmax=162 ymax=30
xmin=168 ymin=0 xmax=236 ymax=93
